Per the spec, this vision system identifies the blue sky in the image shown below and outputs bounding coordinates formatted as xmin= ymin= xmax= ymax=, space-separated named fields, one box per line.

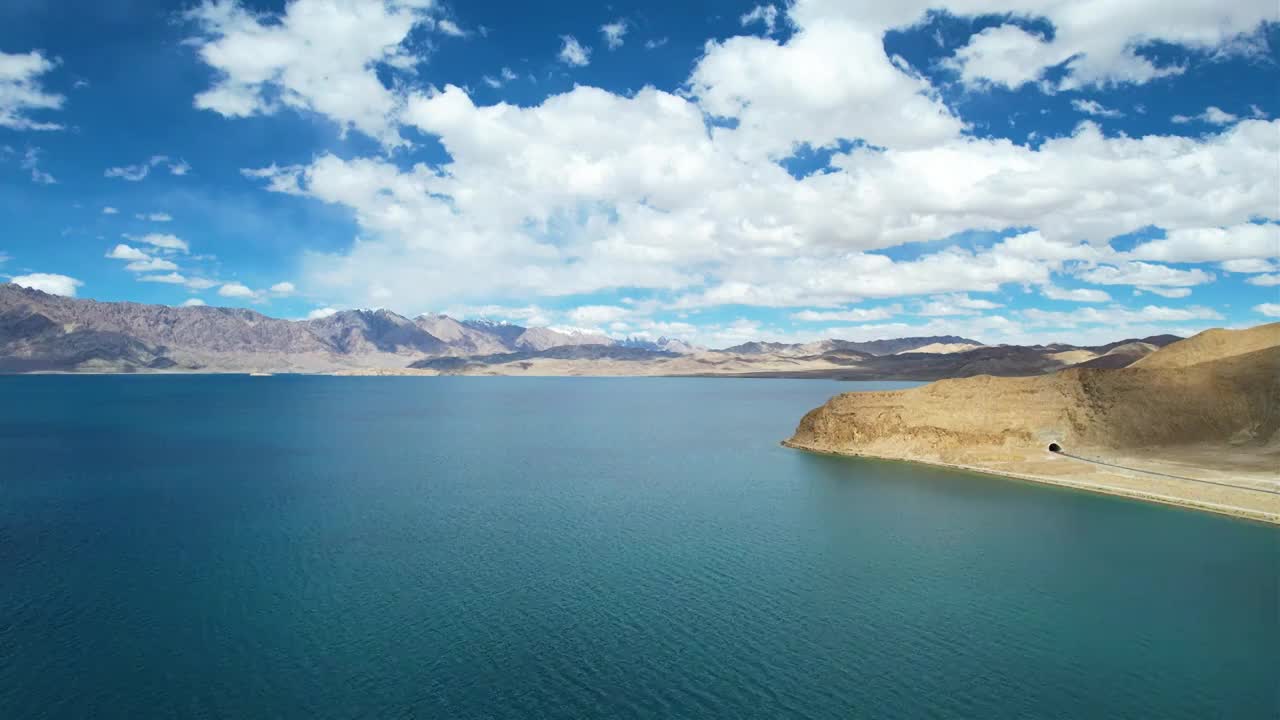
xmin=1 ymin=0 xmax=1277 ymax=347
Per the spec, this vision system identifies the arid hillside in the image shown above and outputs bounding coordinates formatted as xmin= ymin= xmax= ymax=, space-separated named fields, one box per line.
xmin=785 ymin=323 xmax=1280 ymax=522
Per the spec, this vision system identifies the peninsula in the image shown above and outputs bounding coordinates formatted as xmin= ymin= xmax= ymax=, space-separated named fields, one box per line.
xmin=785 ymin=323 xmax=1280 ymax=523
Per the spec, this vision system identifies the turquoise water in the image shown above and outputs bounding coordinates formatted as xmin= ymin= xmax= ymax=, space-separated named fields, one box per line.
xmin=0 ymin=375 xmax=1276 ymax=719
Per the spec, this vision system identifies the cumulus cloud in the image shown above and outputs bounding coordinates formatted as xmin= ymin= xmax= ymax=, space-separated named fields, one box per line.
xmin=1172 ymin=106 xmax=1240 ymax=125
xmin=436 ymin=19 xmax=465 ymax=37
xmin=1022 ymin=304 xmax=1222 ymax=327
xmin=105 ymin=243 xmax=150 ymax=261
xmin=218 ymin=281 xmax=257 ymax=298
xmin=1041 ymin=285 xmax=1111 ymax=303
xmin=1135 ymin=286 xmax=1192 ymax=298
xmin=790 ymin=305 xmax=902 ymax=322
xmin=936 ymin=1 xmax=1273 ymax=90
xmin=1077 ymin=262 xmax=1213 ymax=288
xmin=252 ymin=89 xmax=1277 ymax=312
xmin=139 ymin=272 xmax=188 ymax=284
xmin=600 ymin=20 xmax=627 ymax=50
xmin=558 ymin=35 xmax=590 ymax=66
xmin=269 ymin=281 xmax=295 ymax=295
xmin=306 ymin=307 xmax=338 ymax=319
xmin=102 ymin=206 xmax=119 ymax=214
xmin=1253 ymin=303 xmax=1280 ymax=317
xmin=1246 ymin=274 xmax=1280 ymax=287
xmin=201 ymin=0 xmax=1278 ymax=337
xmin=0 ymin=50 xmax=65 ymax=130
xmin=915 ymin=294 xmax=1002 ymax=316
xmin=10 ymin=272 xmax=82 ymax=296
xmin=136 ymin=212 xmax=173 ymax=222
xmin=1220 ymin=258 xmax=1277 ymax=273
xmin=1129 ymin=224 xmax=1278 ymax=263
xmin=185 ymin=0 xmax=435 ymax=145
xmin=566 ymin=305 xmax=632 ymax=326
xmin=124 ymin=257 xmax=179 ymax=273
xmin=1071 ymin=99 xmax=1124 ymax=118
xmin=740 ymin=5 xmax=779 ymax=34
xmin=181 ymin=298 xmax=207 ymax=307
xmin=131 ymin=233 xmax=190 ymax=253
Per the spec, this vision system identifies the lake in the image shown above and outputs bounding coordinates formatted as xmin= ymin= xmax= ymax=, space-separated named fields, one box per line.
xmin=0 ymin=376 xmax=1275 ymax=718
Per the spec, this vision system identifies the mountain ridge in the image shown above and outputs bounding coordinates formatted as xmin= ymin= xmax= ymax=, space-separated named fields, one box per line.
xmin=0 ymin=283 xmax=1184 ymax=376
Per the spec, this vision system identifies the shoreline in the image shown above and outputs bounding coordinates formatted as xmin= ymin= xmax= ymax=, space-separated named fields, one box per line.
xmin=780 ymin=440 xmax=1280 ymax=526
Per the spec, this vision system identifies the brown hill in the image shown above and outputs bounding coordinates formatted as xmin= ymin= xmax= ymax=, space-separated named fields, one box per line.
xmin=1131 ymin=322 xmax=1280 ymax=369
xmin=785 ymin=324 xmax=1280 ymax=522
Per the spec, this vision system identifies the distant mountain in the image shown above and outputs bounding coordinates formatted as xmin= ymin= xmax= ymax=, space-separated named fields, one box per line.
xmin=307 ymin=309 xmax=447 ymax=356
xmin=0 ymin=284 xmax=1185 ymax=377
xmin=0 ymin=284 xmax=696 ymax=373
xmin=722 ymin=335 xmax=984 ymax=356
xmin=414 ymin=315 xmax=511 ymax=355
xmin=615 ymin=336 xmax=702 ymax=354
xmin=512 ymin=326 xmax=614 ymax=351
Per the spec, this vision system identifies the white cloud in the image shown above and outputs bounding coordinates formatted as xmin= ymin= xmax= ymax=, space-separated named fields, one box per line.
xmin=689 ymin=18 xmax=964 ymax=156
xmin=270 ymin=281 xmax=296 ymax=295
xmin=181 ymin=298 xmax=207 ymax=307
xmin=1135 ymin=286 xmax=1192 ymax=298
xmin=1254 ymin=303 xmax=1280 ymax=317
xmin=790 ymin=305 xmax=901 ymax=322
xmin=139 ymin=272 xmax=188 ymax=284
xmin=215 ymin=1 xmax=1278 ymax=323
xmin=10 ymin=272 xmax=82 ymax=296
xmin=1078 ymin=262 xmax=1213 ymax=287
xmin=257 ymin=92 xmax=1278 ymax=312
xmin=132 ymin=233 xmax=190 ymax=253
xmin=105 ymin=164 xmax=149 ymax=181
xmin=218 ymin=281 xmax=257 ymax=298
xmin=1129 ymin=224 xmax=1278 ymax=263
xmin=1220 ymin=258 xmax=1277 ymax=273
xmin=105 ymin=244 xmax=150 ymax=261
xmin=1023 ymin=304 xmax=1222 ymax=327
xmin=566 ymin=305 xmax=631 ymax=325
xmin=558 ymin=35 xmax=590 ymax=67
xmin=0 ymin=50 xmax=65 ymax=130
xmin=104 ymin=155 xmax=187 ymax=182
xmin=1071 ymin=99 xmax=1124 ymax=119
xmin=125 ymin=257 xmax=179 ymax=273
xmin=915 ymin=294 xmax=1001 ymax=316
xmin=1041 ymin=285 xmax=1111 ymax=303
xmin=436 ymin=19 xmax=465 ymax=37
xmin=306 ymin=306 xmax=338 ymax=319
xmin=937 ymin=2 xmax=1273 ymax=90
xmin=186 ymin=0 xmax=435 ymax=145
xmin=185 ymin=277 xmax=220 ymax=290
xmin=136 ymin=212 xmax=173 ymax=222
xmin=944 ymin=24 xmax=1056 ymax=90
xmin=1246 ymin=274 xmax=1280 ymax=287
xmin=102 ymin=206 xmax=119 ymax=214
xmin=644 ymin=37 xmax=668 ymax=50
xmin=1172 ymin=106 xmax=1240 ymax=125
xmin=740 ymin=5 xmax=779 ymax=34
xmin=601 ymin=20 xmax=627 ymax=50
xmin=20 ymin=147 xmax=56 ymax=184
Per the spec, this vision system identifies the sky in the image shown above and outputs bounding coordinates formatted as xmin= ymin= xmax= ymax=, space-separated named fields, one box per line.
xmin=1 ymin=0 xmax=1278 ymax=348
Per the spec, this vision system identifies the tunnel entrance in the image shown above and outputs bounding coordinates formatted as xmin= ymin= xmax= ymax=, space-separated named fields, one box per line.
xmin=1048 ymin=443 xmax=1061 ymax=453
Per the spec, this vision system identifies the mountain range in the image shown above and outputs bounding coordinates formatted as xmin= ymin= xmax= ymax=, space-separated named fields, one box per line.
xmin=0 ymin=283 xmax=1180 ymax=378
